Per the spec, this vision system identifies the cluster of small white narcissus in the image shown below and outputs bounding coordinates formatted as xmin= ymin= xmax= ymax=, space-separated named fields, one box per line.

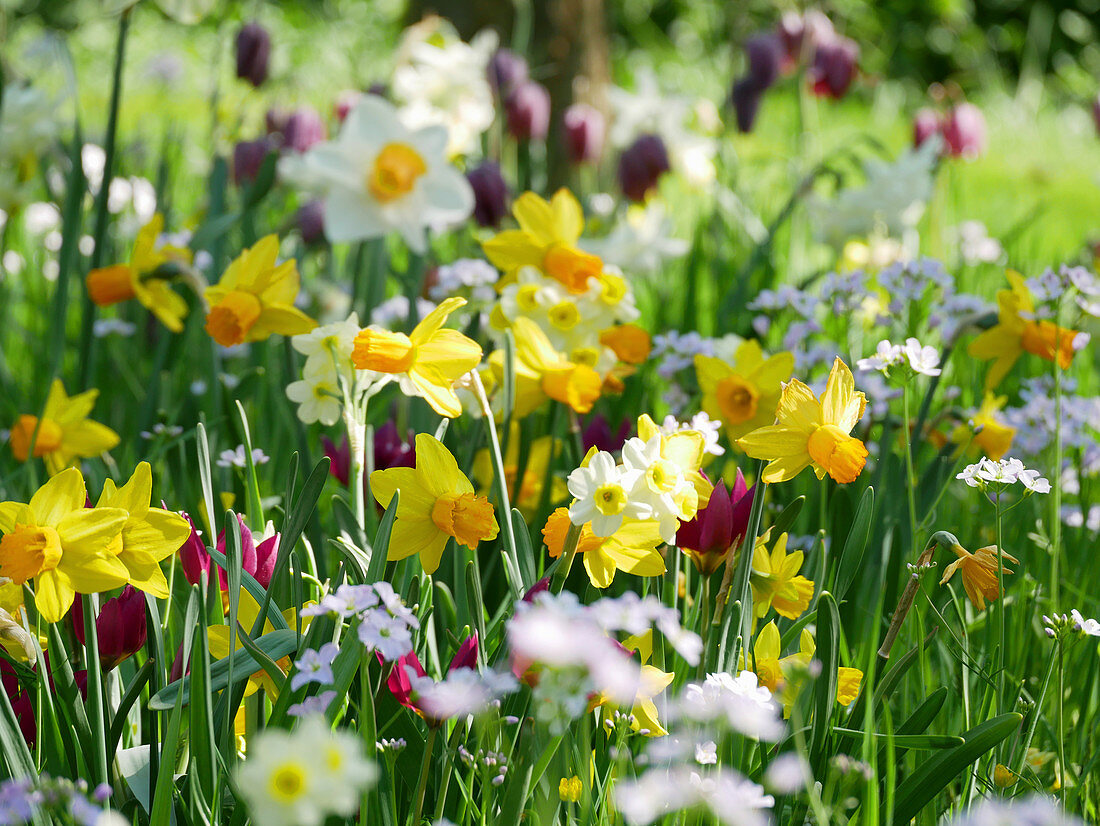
xmin=956 ymin=457 xmax=1052 ymax=493
xmin=286 ymin=315 xmax=374 ymax=426
xmin=566 ymin=416 xmax=710 ymax=543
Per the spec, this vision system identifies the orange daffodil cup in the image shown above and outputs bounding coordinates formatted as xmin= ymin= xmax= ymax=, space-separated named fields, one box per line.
xmin=204 ymin=235 xmax=317 ymax=347
xmin=738 ymin=357 xmax=868 ymax=485
xmin=10 ymin=379 xmax=119 ymax=476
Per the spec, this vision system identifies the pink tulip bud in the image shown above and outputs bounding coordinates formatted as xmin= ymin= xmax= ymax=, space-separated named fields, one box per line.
xmin=913 ymin=108 xmax=941 ymax=148
xmin=505 ymin=81 xmax=551 ymax=142
xmin=281 ymin=107 xmax=326 ymax=154
xmin=942 ymin=102 xmax=986 ymax=158
xmin=809 ymin=36 xmax=859 ymax=99
xmin=232 ymin=138 xmax=275 ymax=186
xmin=562 ymin=103 xmax=605 ymax=164
xmin=488 ymin=49 xmax=528 ymax=99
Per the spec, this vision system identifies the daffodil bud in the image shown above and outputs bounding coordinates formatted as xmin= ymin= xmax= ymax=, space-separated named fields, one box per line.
xmin=562 ymin=103 xmax=605 ymax=165
xmin=617 ymin=134 xmax=670 ymax=202
xmin=505 ymin=81 xmax=551 ymax=142
xmin=466 ymin=161 xmax=510 ymax=228
xmin=235 ymin=22 xmax=271 ymax=88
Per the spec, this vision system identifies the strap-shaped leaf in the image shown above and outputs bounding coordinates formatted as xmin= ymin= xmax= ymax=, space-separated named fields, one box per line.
xmin=834 ymin=486 xmax=874 ymax=600
xmin=887 ymin=712 xmax=1022 ymax=825
xmin=149 ymin=629 xmax=298 ymax=711
xmin=810 ymin=592 xmax=840 ymax=767
xmin=365 ymin=491 xmax=400 ymax=583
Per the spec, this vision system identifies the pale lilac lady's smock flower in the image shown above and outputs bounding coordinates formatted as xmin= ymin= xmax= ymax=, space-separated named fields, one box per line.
xmin=291 ymin=643 xmax=340 ymax=691
xmin=1070 ymin=609 xmax=1100 ymax=637
xmin=902 ymin=337 xmax=941 ymax=376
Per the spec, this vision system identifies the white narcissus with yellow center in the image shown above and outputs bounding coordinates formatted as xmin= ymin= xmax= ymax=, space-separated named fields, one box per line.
xmin=282 ymin=95 xmax=473 ymax=254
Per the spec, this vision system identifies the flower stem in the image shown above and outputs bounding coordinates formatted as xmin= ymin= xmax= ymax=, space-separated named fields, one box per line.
xmin=901 ymin=381 xmax=919 ymax=561
xmin=551 ymin=523 xmax=582 ymax=594
xmin=411 ymin=725 xmax=438 ymax=826
xmin=995 ymin=494 xmax=1005 ymax=716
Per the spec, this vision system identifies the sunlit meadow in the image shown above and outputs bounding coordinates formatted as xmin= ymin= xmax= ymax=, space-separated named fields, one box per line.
xmin=0 ymin=1 xmax=1098 ymax=825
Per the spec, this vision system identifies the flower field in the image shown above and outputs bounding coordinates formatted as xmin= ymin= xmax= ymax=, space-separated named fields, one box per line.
xmin=1 ymin=2 xmax=1099 ymax=824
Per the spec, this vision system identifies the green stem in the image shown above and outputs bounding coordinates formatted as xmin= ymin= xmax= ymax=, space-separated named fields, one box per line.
xmin=550 ymin=523 xmax=582 ymax=594
xmin=901 ymin=381 xmax=919 ymax=559
xmin=411 ymin=725 xmax=439 ymax=826
xmin=995 ymin=494 xmax=1005 ymax=717
xmin=1050 ymin=321 xmax=1064 ymax=608
xmin=1012 ymin=637 xmax=1057 ymax=784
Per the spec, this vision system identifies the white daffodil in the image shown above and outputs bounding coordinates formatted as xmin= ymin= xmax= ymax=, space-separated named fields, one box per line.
xmin=621 ymin=434 xmax=695 ymax=543
xmin=286 ymin=360 xmax=344 ymax=426
xmin=281 ymin=96 xmax=473 ymax=254
xmin=567 ymin=451 xmax=647 ymax=537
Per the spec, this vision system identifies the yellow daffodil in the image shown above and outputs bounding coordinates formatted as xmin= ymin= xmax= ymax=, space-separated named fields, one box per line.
xmin=85 ymin=213 xmax=192 ymax=332
xmin=742 ymin=623 xmax=863 ymax=716
xmin=750 ymin=531 xmax=814 ymax=620
xmin=370 ymin=434 xmax=499 ymax=574
xmin=939 ymin=542 xmax=1018 ymax=611
xmin=737 ymin=358 xmax=868 ymax=485
xmin=95 ymin=462 xmax=191 ymax=598
xmin=695 ymin=341 xmax=795 ymax=442
xmin=0 ymin=468 xmax=128 ymax=623
xmin=473 ymin=423 xmax=567 ymax=517
xmin=352 ymin=297 xmax=482 ymax=418
xmin=593 ymin=631 xmax=673 ymax=736
xmin=204 ymin=235 xmax=316 ymax=347
xmin=968 ymin=271 xmax=1084 ymax=389
xmin=950 ymin=393 xmax=1015 ymax=460
xmin=482 ymin=189 xmax=602 ymax=292
xmin=491 ymin=316 xmax=602 ymax=416
xmin=599 ymin=324 xmax=652 ymax=366
xmin=542 ymin=507 xmax=665 ymax=589
xmin=10 ymin=379 xmax=119 ymax=476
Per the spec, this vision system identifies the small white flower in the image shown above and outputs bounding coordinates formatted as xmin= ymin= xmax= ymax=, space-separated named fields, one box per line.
xmin=1070 ymin=609 xmax=1100 ymax=637
xmin=856 ymin=340 xmax=904 ymax=373
xmin=291 ymin=643 xmax=340 ymax=691
xmin=286 ymin=361 xmax=344 ymax=426
xmin=764 ymin=753 xmax=811 ymax=793
xmin=567 ymin=451 xmax=647 ymax=536
xmin=288 ymin=691 xmax=337 ymax=718
xmin=410 ymin=666 xmax=517 ymax=721
xmin=902 ymin=337 xmax=941 ymax=376
xmin=216 ymin=445 xmax=270 ymax=468
xmin=357 ymin=609 xmax=414 ymax=661
xmin=695 ymin=741 xmax=718 ymax=765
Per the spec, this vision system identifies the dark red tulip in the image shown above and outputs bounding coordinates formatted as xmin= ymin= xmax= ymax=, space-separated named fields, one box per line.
xmin=562 ymin=104 xmax=605 ymax=164
xmin=732 ymin=78 xmax=764 ymax=133
xmin=178 ymin=513 xmax=278 ymax=595
xmin=745 ymin=33 xmax=783 ymax=91
xmin=505 ymin=81 xmax=551 ymax=142
xmin=941 ymin=103 xmax=986 ymax=158
xmin=73 ymin=586 xmax=147 ymax=671
xmin=281 ymin=107 xmax=326 ymax=153
xmin=466 ymin=162 xmax=510 ymax=228
xmin=676 ymin=470 xmax=755 ymax=576
xmin=235 ymin=22 xmax=271 ymax=87
xmin=232 ymin=138 xmax=275 ymax=186
xmin=581 ymin=415 xmax=632 ymax=454
xmin=617 ymin=134 xmax=670 ymax=202
xmin=809 ymin=36 xmax=859 ymax=99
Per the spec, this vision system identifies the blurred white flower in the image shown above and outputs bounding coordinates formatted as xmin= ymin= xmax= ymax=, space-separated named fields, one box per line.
xmin=764 ymin=753 xmax=811 ymax=793
xmin=1070 ymin=609 xmax=1100 ymax=637
xmin=857 ymin=340 xmax=904 ymax=373
xmin=409 ymin=666 xmax=517 ymax=720
xmin=614 ymin=766 xmax=773 ymax=826
xmin=282 ymin=96 xmax=472 ymax=253
xmin=943 ymin=796 xmax=1085 ymax=826
xmin=583 ymin=202 xmax=689 ymax=274
xmin=216 ymin=445 xmax=270 ymax=468
xmin=902 ymin=337 xmax=941 ymax=376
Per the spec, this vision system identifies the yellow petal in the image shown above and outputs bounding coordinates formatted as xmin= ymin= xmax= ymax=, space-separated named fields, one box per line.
xmin=416 ymin=532 xmax=451 ymax=574
xmin=413 ymin=329 xmax=483 ymax=378
xmin=248 ymin=305 xmax=317 ymax=341
xmin=30 ymin=468 xmax=87 ymax=528
xmin=512 ymin=192 xmax=560 ymax=246
xmin=100 ymin=462 xmax=153 ymax=517
xmin=0 ymin=503 xmax=33 ymax=534
xmin=60 ymin=421 xmax=121 ymax=458
xmin=57 ymin=551 xmax=130 ymax=594
xmin=820 ymin=358 xmax=863 ymax=432
xmin=583 ymin=548 xmax=617 ymax=589
xmin=482 ymin=231 xmax=545 ymax=272
xmin=775 ymin=380 xmax=822 ymax=433
xmin=760 ymin=453 xmax=813 ymax=484
xmin=736 ymin=425 xmax=810 ymax=460
xmin=549 ymin=189 xmax=584 ymax=243
xmin=603 ymin=544 xmax=666 ymax=578
xmin=414 ymin=434 xmax=472 ymax=496
xmin=370 ymin=467 xmax=438 ymax=516
xmin=754 ymin=621 xmax=781 ymax=661
xmin=121 ymin=508 xmax=191 ymax=562
xmin=409 ymin=371 xmax=464 ymax=418
xmin=409 ymin=296 xmax=466 ymax=346
xmin=56 ymin=507 xmax=128 ymax=557
xmin=34 ymin=568 xmax=76 ymax=623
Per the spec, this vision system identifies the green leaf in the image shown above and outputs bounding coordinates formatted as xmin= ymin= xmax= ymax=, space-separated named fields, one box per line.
xmin=149 ymin=629 xmax=299 ymax=711
xmin=511 ymin=508 xmax=537 ymax=586
xmin=366 ymin=491 xmax=399 ymax=583
xmin=834 ymin=486 xmax=874 ymax=600
xmin=887 ymin=713 xmax=1022 ymax=824
xmin=771 ymin=495 xmax=805 ymax=537
xmin=241 ymin=149 xmax=278 ymax=210
xmin=810 ymin=592 xmax=840 ymax=767
xmin=831 ymin=728 xmax=962 ymax=749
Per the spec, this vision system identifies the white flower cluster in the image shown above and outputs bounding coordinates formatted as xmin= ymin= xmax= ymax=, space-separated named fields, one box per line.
xmin=302 ymin=582 xmax=419 ymax=661
xmin=568 ymin=432 xmax=700 ymax=543
xmin=427 ymin=259 xmax=499 ymax=324
xmin=237 ymin=715 xmax=377 ymax=826
xmin=582 ymin=202 xmax=689 ymax=275
xmin=287 ymin=314 xmax=378 ymax=426
xmin=957 ymin=457 xmax=1051 ymax=494
xmin=856 ymin=337 xmax=941 ymax=377
xmin=660 ymin=412 xmax=724 ymax=457
xmin=943 ymin=795 xmax=1086 ymax=826
xmin=675 ymin=671 xmax=785 ymax=742
xmin=507 ymin=592 xmax=699 ymax=735
xmin=496 ymin=264 xmax=639 ymax=365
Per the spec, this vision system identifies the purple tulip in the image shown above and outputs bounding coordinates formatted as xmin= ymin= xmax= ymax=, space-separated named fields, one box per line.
xmin=505 ymin=81 xmax=551 ymax=142
xmin=941 ymin=103 xmax=986 ymax=159
xmin=281 ymin=106 xmax=326 ymax=153
xmin=731 ymin=78 xmax=763 ymax=133
xmin=295 ymin=199 xmax=325 ymax=244
xmin=562 ymin=103 xmax=605 ymax=164
xmin=232 ymin=138 xmax=275 ymax=186
xmin=913 ymin=108 xmax=941 ymax=148
xmin=617 ymin=134 xmax=670 ymax=202
xmin=466 ymin=161 xmax=510 ymax=228
xmin=676 ymin=471 xmax=755 ymax=576
xmin=73 ymin=586 xmax=147 ymax=671
xmin=745 ymin=34 xmax=783 ymax=91
xmin=235 ymin=22 xmax=271 ymax=87
xmin=488 ymin=49 xmax=528 ymax=99
xmin=581 ymin=415 xmax=632 ymax=454
xmin=810 ymin=36 xmax=859 ymax=99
